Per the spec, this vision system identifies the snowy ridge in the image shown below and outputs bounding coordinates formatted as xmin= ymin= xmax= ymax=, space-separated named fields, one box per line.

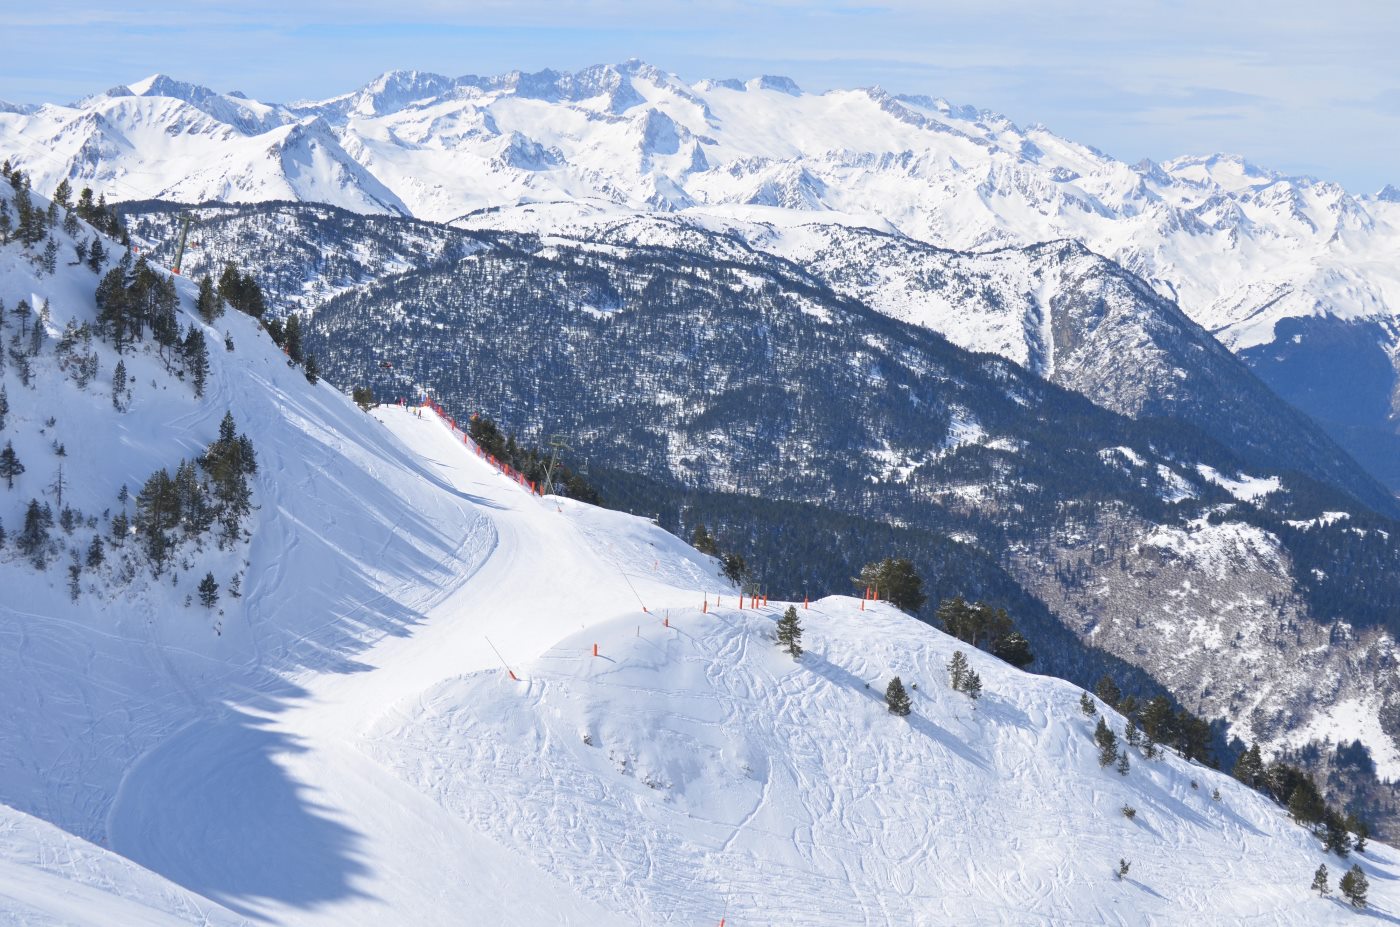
xmin=2 ymin=65 xmax=1396 ymax=342
xmin=3 ymin=63 xmax=1398 ymax=352
xmin=8 ymin=63 xmax=1400 ymax=495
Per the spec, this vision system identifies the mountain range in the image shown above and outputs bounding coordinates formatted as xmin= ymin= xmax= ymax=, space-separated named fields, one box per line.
xmin=3 ymin=61 xmax=1398 ymax=492
xmin=4 ymin=62 xmax=1400 ymax=920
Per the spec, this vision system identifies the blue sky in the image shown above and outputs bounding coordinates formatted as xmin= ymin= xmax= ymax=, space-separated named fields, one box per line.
xmin=3 ymin=1 xmax=1397 ymax=191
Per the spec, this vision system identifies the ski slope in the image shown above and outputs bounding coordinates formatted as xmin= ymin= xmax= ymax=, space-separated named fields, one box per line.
xmin=2 ymin=183 xmax=1399 ymax=923
xmin=106 ymin=408 xmax=1400 ymax=925
xmin=107 ymin=407 xmax=728 ymax=924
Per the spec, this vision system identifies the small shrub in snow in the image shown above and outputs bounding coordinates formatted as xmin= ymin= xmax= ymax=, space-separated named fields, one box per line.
xmin=776 ymin=605 xmax=803 ymax=659
xmin=885 ymin=676 xmax=912 ymax=717
xmin=1311 ymin=864 xmax=1329 ymax=896
xmin=1121 ymin=805 xmax=1136 ymax=820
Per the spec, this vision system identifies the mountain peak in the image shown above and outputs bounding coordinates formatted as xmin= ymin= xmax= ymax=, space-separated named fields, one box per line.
xmin=748 ymin=74 xmax=802 ymax=95
xmin=128 ymin=73 xmax=222 ymax=104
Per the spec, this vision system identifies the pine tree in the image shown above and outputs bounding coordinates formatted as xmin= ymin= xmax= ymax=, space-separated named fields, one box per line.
xmin=285 ymin=313 xmax=304 ymax=365
xmin=112 ymin=359 xmax=129 ymax=411
xmin=1311 ymin=864 xmax=1330 ymax=896
xmin=1124 ymin=719 xmax=1142 ymax=747
xmin=1323 ymin=808 xmax=1353 ymax=857
xmin=1346 ymin=813 xmax=1369 ymax=853
xmin=183 ymin=328 xmax=209 ymax=398
xmin=86 ymin=236 xmax=106 ymax=273
xmin=1287 ymin=776 xmax=1326 ymax=827
xmin=776 ymin=605 xmax=803 ymax=658
xmin=858 ymin=558 xmax=926 ymax=613
xmin=1139 ymin=695 xmax=1175 ymax=746
xmin=196 ymin=274 xmax=223 ymax=323
xmin=1094 ymin=716 xmax=1119 ymax=767
xmin=352 ymin=386 xmax=375 ymax=412
xmin=0 ymin=385 xmax=8 ymax=431
xmin=885 ymin=676 xmax=912 ymax=716
xmin=52 ymin=178 xmax=71 ymax=210
xmin=197 ymin=572 xmax=219 ymax=608
xmin=0 ymin=440 xmax=24 ymax=488
xmin=1116 ymin=859 xmax=1130 ymax=880
xmin=1116 ymin=750 xmax=1130 ymax=776
xmin=1094 ymin=675 xmax=1121 ymax=708
xmin=110 ymin=510 xmax=130 ymax=544
xmin=1340 ymin=864 xmax=1368 ymax=908
xmin=963 ymin=670 xmax=982 ymax=700
xmin=937 ymin=595 xmax=1013 ymax=646
xmin=14 ymin=298 xmax=30 ymax=339
xmin=85 ymin=533 xmax=104 ymax=568
xmin=1079 ymin=691 xmax=1097 ymax=717
xmin=991 ymin=631 xmax=1034 ymax=669
xmin=691 ymin=523 xmax=719 ymax=556
xmin=67 ymin=557 xmax=81 ymax=602
xmin=947 ymin=650 xmax=969 ymax=691
xmin=720 ymin=552 xmax=746 ymax=585
xmin=304 ymin=353 xmax=320 ymax=385
xmin=16 ymin=499 xmax=52 ymax=566
xmin=1233 ymin=743 xmax=1263 ymax=788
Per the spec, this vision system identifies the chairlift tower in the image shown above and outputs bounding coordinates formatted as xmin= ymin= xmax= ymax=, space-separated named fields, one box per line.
xmin=172 ymin=211 xmax=197 ymax=276
xmin=541 ymin=435 xmax=572 ymax=497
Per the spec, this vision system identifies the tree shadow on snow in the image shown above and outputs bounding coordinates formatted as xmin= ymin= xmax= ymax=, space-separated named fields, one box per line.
xmin=110 ymin=708 xmax=373 ymax=920
xmin=801 ymin=651 xmax=989 ymax=770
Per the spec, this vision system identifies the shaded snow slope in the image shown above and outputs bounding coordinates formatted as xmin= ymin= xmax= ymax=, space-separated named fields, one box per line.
xmin=0 ymin=803 xmax=248 ymax=927
xmin=107 ymin=406 xmax=1400 ymax=925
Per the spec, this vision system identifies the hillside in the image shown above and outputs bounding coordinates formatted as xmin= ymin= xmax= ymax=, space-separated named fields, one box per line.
xmin=297 ymin=231 xmax=1400 ymax=814
xmin=1 ymin=174 xmax=1398 ymax=924
xmin=5 ymin=62 xmax=1399 ymax=493
xmin=120 ymin=201 xmax=1397 ymax=517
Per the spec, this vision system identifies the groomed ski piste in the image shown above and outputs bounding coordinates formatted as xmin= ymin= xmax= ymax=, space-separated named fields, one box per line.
xmin=2 ymin=185 xmax=1400 ymax=925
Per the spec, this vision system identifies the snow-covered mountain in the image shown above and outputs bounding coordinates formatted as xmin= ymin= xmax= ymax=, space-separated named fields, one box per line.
xmin=3 ymin=157 xmax=1398 ymax=924
xmin=107 ymin=198 xmax=1400 ymax=809
xmin=4 ymin=61 xmax=1396 ymax=491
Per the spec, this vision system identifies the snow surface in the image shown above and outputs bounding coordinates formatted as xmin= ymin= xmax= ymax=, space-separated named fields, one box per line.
xmin=1196 ymin=464 xmax=1283 ymax=502
xmin=2 ymin=183 xmax=1398 ymax=924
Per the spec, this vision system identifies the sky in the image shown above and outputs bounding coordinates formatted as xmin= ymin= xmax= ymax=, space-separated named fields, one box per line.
xmin=2 ymin=1 xmax=1397 ymax=192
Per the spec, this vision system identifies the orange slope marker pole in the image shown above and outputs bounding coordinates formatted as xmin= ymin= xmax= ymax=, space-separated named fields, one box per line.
xmin=485 ymin=636 xmax=520 ymax=682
